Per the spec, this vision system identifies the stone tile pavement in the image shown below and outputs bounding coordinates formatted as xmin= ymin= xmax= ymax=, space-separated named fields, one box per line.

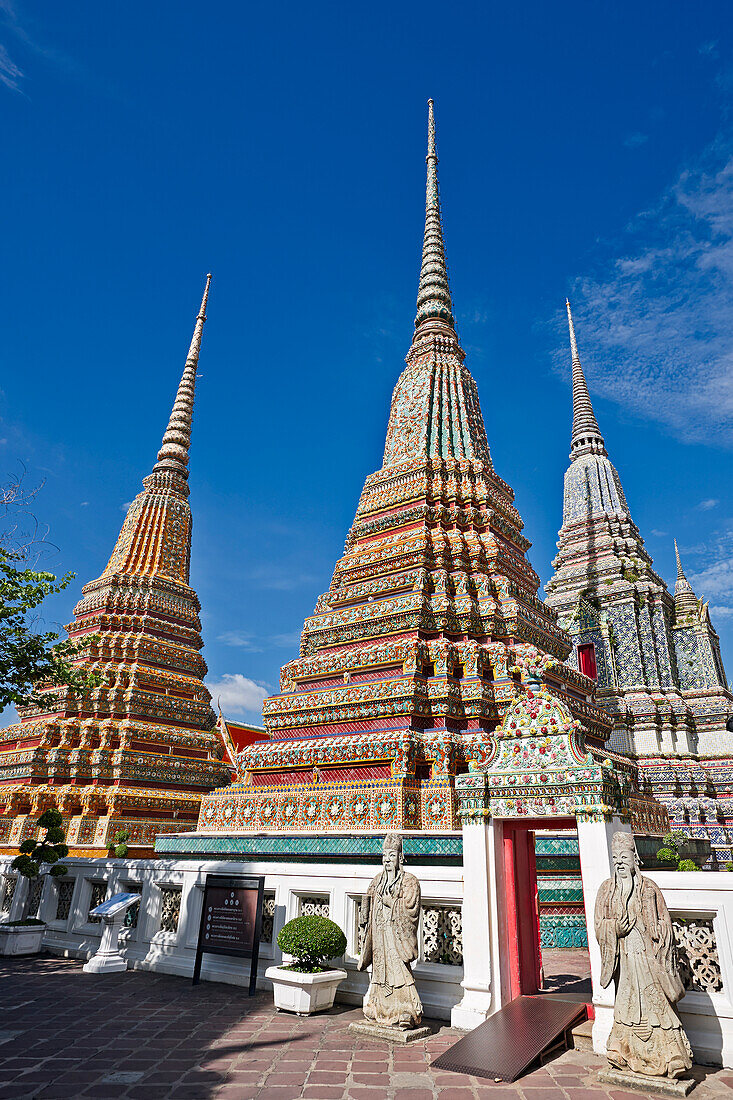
xmin=1 ymin=957 xmax=732 ymax=1100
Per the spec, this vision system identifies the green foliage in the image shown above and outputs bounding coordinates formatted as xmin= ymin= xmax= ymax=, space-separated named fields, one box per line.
xmin=276 ymin=915 xmax=347 ymax=972
xmin=725 ymin=862 xmax=733 ymax=872
xmin=3 ymin=918 xmax=44 ymax=926
xmin=111 ymin=828 xmax=130 ymax=858
xmin=0 ymin=548 xmax=101 ymax=710
xmin=37 ymin=809 xmax=62 ymax=829
xmin=655 ymin=847 xmax=678 ymax=864
xmin=12 ymin=810 xmax=69 ymax=881
xmin=11 ymin=855 xmax=37 ymax=876
xmin=656 ymin=832 xmax=698 ymax=871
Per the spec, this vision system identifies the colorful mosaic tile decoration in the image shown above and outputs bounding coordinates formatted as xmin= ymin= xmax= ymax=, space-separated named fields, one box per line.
xmin=193 ymin=103 xmax=664 ymax=842
xmin=0 ymin=276 xmax=230 ymax=857
xmin=545 ymin=300 xmax=733 ymax=865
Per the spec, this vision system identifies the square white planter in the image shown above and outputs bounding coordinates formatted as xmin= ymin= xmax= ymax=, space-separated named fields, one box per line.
xmin=265 ymin=965 xmax=347 ymax=1015
xmin=0 ymin=923 xmax=45 ymax=956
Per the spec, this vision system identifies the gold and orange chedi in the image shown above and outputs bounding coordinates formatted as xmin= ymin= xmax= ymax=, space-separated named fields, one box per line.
xmin=188 ymin=104 xmax=666 ymax=843
xmin=0 ymin=275 xmax=230 ymax=857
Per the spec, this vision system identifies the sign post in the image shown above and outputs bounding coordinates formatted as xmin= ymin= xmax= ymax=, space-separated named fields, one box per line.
xmin=193 ymin=874 xmax=265 ymax=995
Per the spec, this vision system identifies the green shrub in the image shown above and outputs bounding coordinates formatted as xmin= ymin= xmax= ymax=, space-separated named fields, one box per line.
xmin=11 ymin=808 xmax=69 ymax=881
xmin=656 ymin=832 xmax=698 ymax=871
xmin=111 ymin=828 xmax=131 ymax=858
xmin=725 ymin=862 xmax=733 ymax=872
xmin=655 ymin=847 xmax=678 ymax=864
xmin=276 ymin=915 xmax=346 ymax=973
xmin=9 ymin=808 xmax=70 ymax=922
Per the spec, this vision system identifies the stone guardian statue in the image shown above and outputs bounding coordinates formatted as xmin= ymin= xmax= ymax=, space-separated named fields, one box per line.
xmin=357 ymin=833 xmax=423 ymax=1030
xmin=595 ymin=832 xmax=693 ymax=1080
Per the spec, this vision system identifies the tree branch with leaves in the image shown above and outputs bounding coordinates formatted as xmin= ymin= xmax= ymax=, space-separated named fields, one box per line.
xmin=0 ymin=548 xmax=101 ymax=711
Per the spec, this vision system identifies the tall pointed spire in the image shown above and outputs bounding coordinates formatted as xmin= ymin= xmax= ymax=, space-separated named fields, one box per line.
xmin=414 ymin=100 xmax=455 ymax=332
xmin=101 ymin=275 xmax=212 ymax=583
xmin=383 ymin=102 xmax=491 ymax=467
xmin=154 ymin=274 xmax=212 ymax=480
xmin=674 ymin=538 xmax=699 ymax=619
xmin=566 ymin=299 xmax=606 ymax=459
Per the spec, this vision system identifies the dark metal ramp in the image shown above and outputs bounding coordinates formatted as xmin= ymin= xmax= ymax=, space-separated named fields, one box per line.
xmin=432 ymin=996 xmax=586 ymax=1082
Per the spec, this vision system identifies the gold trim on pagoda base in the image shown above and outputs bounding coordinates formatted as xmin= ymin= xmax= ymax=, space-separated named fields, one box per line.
xmin=0 ymin=807 xmax=197 ymax=857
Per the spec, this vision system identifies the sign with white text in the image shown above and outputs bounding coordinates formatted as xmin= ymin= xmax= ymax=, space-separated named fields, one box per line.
xmin=193 ymin=874 xmax=264 ymax=995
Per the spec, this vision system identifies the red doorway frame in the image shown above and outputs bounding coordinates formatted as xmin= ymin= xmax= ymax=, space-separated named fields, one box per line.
xmin=502 ymin=817 xmax=576 ymax=1000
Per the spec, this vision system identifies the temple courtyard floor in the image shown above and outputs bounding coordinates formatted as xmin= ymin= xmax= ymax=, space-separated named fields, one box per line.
xmin=1 ymin=955 xmax=732 ymax=1100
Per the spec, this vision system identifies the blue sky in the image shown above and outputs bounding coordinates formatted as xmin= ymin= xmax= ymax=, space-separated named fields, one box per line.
xmin=2 ymin=1 xmax=733 ymax=723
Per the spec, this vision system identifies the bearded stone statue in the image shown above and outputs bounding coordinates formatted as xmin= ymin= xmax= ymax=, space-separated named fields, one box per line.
xmin=595 ymin=831 xmax=693 ymax=1080
xmin=357 ymin=833 xmax=423 ymax=1030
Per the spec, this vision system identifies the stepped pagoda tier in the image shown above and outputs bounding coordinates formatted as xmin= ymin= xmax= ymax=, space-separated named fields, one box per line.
xmin=546 ymin=302 xmax=733 ymax=862
xmin=0 ymin=276 xmax=230 ymax=857
xmin=195 ymin=105 xmax=660 ymax=841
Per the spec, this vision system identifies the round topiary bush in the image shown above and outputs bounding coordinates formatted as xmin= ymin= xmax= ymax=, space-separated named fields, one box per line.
xmin=12 ymin=808 xmax=69 ymax=881
xmin=276 ymin=915 xmax=346 ymax=972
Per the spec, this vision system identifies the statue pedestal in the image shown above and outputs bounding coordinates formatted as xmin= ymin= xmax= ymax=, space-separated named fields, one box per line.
xmin=349 ymin=1021 xmax=431 ymax=1044
xmin=598 ymin=1068 xmax=695 ymax=1096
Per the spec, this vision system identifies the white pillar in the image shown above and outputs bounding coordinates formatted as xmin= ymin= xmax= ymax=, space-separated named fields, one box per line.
xmin=452 ymin=818 xmax=503 ymax=1030
xmin=8 ymin=875 xmax=29 ymax=922
xmin=576 ymin=814 xmax=630 ymax=1055
xmin=83 ymin=911 xmax=129 ymax=973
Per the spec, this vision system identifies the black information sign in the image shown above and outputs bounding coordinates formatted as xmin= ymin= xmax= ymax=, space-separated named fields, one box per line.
xmin=192 ymin=874 xmax=265 ymax=995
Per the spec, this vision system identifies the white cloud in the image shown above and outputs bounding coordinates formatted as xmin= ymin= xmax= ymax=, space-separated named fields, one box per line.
xmin=270 ymin=630 xmax=301 ymax=648
xmin=565 ymin=136 xmax=733 ymax=445
xmin=697 ymin=499 xmax=719 ymax=510
xmin=699 ymin=41 xmax=719 ymax=59
xmin=689 ymin=558 xmax=733 ymax=600
xmin=216 ymin=630 xmax=262 ymax=652
xmin=216 ymin=628 xmax=300 ymax=652
xmin=205 ymin=674 xmax=270 ymax=718
xmin=245 ymin=565 xmax=317 ymax=591
xmin=651 ymin=529 xmax=668 ymax=537
xmin=675 ymin=524 xmax=733 ymax=611
xmin=710 ymin=605 xmax=733 ymax=619
xmin=623 ymin=132 xmax=648 ymax=149
xmin=0 ymin=42 xmax=22 ymax=91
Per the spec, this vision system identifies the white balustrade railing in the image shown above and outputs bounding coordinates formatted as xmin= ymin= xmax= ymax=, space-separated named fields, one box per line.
xmin=0 ymin=854 xmax=464 ymax=1021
